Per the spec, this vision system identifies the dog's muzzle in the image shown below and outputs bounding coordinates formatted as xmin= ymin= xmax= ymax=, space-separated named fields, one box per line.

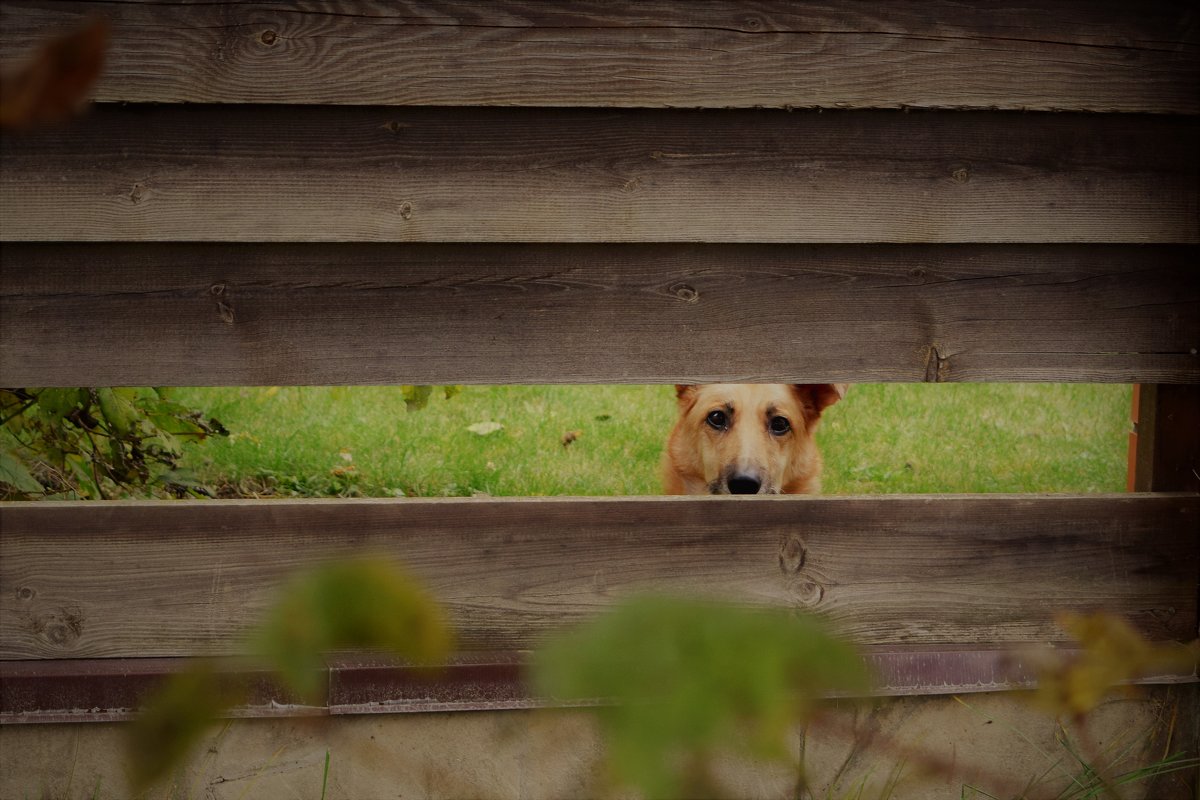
xmin=711 ymin=469 xmax=772 ymax=495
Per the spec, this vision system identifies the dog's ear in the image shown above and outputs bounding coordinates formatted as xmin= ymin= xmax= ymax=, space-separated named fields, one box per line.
xmin=675 ymin=384 xmax=698 ymax=409
xmin=791 ymin=384 xmax=848 ymax=420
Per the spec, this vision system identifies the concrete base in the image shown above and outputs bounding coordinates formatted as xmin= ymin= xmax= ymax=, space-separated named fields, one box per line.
xmin=2 ymin=687 xmax=1194 ymax=799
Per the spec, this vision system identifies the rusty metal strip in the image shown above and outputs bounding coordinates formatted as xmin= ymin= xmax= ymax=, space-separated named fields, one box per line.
xmin=865 ymin=644 xmax=1196 ymax=696
xmin=327 ymin=653 xmax=538 ymax=715
xmin=3 ymin=649 xmax=1196 ymax=725
xmin=0 ymin=657 xmax=322 ymax=724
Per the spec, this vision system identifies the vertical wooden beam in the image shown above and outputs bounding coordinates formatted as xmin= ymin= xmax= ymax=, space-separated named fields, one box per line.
xmin=1132 ymin=385 xmax=1200 ymax=493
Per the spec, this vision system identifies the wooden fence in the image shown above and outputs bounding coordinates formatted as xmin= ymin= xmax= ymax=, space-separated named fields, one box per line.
xmin=1 ymin=0 xmax=1198 ymax=795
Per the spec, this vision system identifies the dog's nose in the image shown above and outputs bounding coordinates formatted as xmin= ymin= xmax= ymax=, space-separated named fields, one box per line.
xmin=727 ymin=474 xmax=762 ymax=495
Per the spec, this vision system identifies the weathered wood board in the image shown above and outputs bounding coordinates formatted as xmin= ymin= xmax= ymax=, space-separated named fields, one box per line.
xmin=1 ymin=1 xmax=1196 ymax=113
xmin=2 ymin=243 xmax=1196 ymax=386
xmin=2 ymin=495 xmax=1195 ymax=660
xmin=2 ymin=107 xmax=1196 ymax=243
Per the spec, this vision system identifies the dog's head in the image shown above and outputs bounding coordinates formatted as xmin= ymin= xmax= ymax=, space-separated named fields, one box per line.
xmin=665 ymin=384 xmax=847 ymax=495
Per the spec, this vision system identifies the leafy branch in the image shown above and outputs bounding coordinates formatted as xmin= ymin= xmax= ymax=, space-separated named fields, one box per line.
xmin=0 ymin=387 xmax=227 ymax=499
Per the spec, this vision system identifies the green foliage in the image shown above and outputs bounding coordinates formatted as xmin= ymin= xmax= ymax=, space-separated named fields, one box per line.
xmin=1052 ymin=740 xmax=1199 ymax=800
xmin=533 ymin=595 xmax=870 ymax=798
xmin=0 ymin=387 xmax=226 ymax=499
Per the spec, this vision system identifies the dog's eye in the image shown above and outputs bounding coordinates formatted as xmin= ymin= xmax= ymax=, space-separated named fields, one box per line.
xmin=769 ymin=416 xmax=791 ymax=435
xmin=706 ymin=410 xmax=728 ymax=430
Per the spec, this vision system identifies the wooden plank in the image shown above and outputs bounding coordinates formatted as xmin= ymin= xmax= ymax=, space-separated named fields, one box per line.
xmin=2 ymin=243 xmax=1196 ymax=386
xmin=1 ymin=495 xmax=1195 ymax=660
xmin=1133 ymin=385 xmax=1200 ymax=493
xmin=1 ymin=106 xmax=1195 ymax=244
xmin=1 ymin=1 xmax=1196 ymax=113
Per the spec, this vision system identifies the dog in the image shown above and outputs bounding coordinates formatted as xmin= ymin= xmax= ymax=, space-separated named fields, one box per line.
xmin=662 ymin=384 xmax=847 ymax=495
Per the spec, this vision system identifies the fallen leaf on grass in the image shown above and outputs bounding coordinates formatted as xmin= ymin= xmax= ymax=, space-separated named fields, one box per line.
xmin=468 ymin=421 xmax=503 ymax=436
xmin=561 ymin=430 xmax=582 ymax=447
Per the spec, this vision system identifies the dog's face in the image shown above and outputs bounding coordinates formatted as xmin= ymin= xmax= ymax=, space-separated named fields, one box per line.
xmin=663 ymin=384 xmax=846 ymax=495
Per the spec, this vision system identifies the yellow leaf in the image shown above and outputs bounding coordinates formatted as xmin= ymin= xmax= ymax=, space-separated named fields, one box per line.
xmin=1032 ymin=612 xmax=1199 ymax=717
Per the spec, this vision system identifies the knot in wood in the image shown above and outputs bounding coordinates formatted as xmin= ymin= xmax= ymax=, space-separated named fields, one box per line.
xmin=399 ymin=201 xmax=414 ymax=220
xmin=37 ymin=607 xmax=83 ymax=648
xmin=16 ymin=586 xmax=36 ymax=602
xmin=46 ymin=623 xmax=75 ymax=645
xmin=951 ymin=166 xmax=971 ymax=183
xmin=260 ymin=30 xmax=278 ymax=46
xmin=210 ymin=284 xmax=235 ymax=323
xmin=670 ymin=283 xmax=699 ymax=303
xmin=792 ymin=580 xmax=824 ymax=607
xmin=778 ymin=535 xmax=806 ymax=574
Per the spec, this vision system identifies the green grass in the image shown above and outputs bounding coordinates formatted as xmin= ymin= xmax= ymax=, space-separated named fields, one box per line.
xmin=172 ymin=384 xmax=1132 ymax=498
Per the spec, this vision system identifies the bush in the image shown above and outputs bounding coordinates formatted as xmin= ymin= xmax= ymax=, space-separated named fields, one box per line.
xmin=0 ymin=387 xmax=226 ymax=499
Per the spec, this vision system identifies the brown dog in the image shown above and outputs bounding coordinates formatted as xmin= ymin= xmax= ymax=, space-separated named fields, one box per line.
xmin=662 ymin=384 xmax=847 ymax=495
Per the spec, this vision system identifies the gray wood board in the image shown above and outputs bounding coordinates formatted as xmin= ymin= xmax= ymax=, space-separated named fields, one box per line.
xmin=2 ymin=495 xmax=1195 ymax=660
xmin=1 ymin=1 xmax=1196 ymax=112
xmin=2 ymin=243 xmax=1196 ymax=385
xmin=2 ymin=106 xmax=1196 ymax=243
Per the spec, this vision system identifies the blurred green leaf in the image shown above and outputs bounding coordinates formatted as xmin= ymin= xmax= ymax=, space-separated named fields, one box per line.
xmin=257 ymin=558 xmax=453 ymax=700
xmin=126 ymin=662 xmax=244 ymax=792
xmin=533 ymin=595 xmax=869 ymax=799
xmin=129 ymin=559 xmax=453 ymax=789
xmin=1033 ymin=612 xmax=1200 ymax=718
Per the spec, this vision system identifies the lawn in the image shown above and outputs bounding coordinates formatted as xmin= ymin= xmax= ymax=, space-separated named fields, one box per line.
xmin=173 ymin=384 xmax=1132 ymax=497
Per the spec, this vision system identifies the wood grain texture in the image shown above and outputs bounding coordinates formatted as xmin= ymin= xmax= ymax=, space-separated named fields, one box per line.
xmin=1 ymin=1 xmax=1196 ymax=113
xmin=1 ymin=105 xmax=1196 ymax=244
xmin=2 ymin=243 xmax=1197 ymax=386
xmin=1 ymin=495 xmax=1195 ymax=660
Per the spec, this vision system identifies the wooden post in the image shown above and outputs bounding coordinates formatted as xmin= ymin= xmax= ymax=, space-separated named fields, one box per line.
xmin=1131 ymin=385 xmax=1200 ymax=493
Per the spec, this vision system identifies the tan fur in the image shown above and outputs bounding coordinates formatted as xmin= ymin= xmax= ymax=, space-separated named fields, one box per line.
xmin=662 ymin=384 xmax=847 ymax=495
